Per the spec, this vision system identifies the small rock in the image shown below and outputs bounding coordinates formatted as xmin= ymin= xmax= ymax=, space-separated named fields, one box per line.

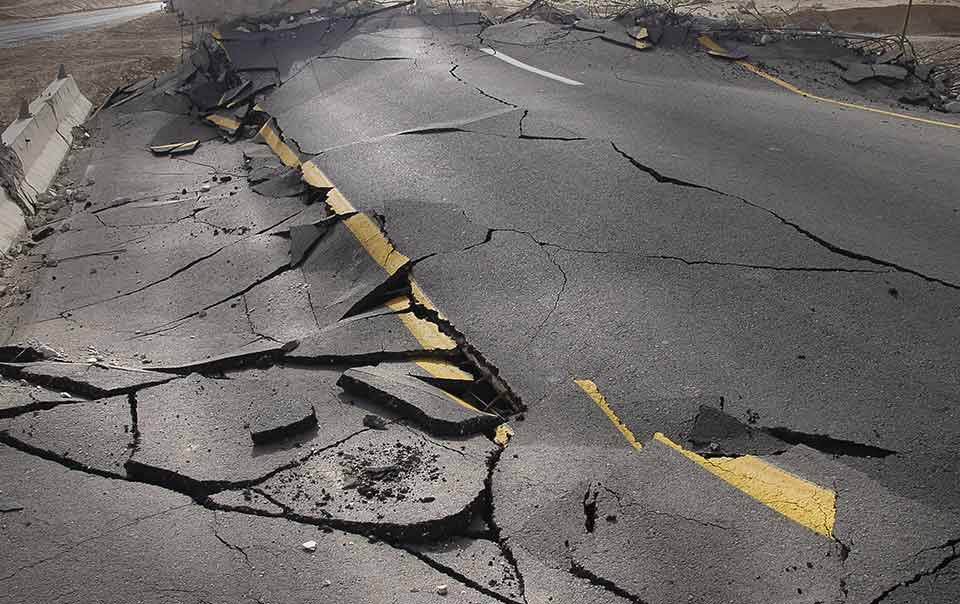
xmin=61 ymin=392 xmax=71 ymax=399
xmin=59 ymin=222 xmax=71 ymax=233
xmin=943 ymin=101 xmax=960 ymax=114
xmin=436 ymin=585 xmax=448 ymax=596
xmin=759 ymin=33 xmax=773 ymax=45
xmin=200 ymin=184 xmax=212 ymax=192
xmin=322 ymin=579 xmax=332 ymax=588
xmin=302 ymin=540 xmax=317 ymax=552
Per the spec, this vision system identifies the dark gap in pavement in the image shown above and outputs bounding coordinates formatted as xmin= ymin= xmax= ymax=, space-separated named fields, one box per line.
xmin=763 ymin=427 xmax=897 ymax=458
xmin=568 ymin=558 xmax=650 ymax=604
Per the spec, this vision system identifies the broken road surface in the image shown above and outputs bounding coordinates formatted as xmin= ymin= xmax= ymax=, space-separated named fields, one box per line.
xmin=1 ymin=8 xmax=959 ymax=604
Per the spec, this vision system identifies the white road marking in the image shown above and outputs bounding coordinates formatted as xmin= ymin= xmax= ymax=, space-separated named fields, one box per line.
xmin=479 ymin=48 xmax=584 ymax=86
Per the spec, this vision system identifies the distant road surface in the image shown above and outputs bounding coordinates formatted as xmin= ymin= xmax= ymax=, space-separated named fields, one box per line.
xmin=0 ymin=2 xmax=162 ymax=47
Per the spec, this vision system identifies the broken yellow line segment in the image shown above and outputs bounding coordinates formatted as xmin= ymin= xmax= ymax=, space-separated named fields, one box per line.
xmin=698 ymin=35 xmax=960 ymax=131
xmin=654 ymin=433 xmax=836 ymax=538
xmin=575 ymin=379 xmax=836 ymax=537
xmin=257 ymin=122 xmax=475 ymax=387
xmin=575 ymin=379 xmax=643 ymax=451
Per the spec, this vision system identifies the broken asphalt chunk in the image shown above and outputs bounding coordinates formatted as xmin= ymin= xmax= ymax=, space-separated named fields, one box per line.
xmin=150 ymin=140 xmax=200 ymax=156
xmin=252 ymin=168 xmax=308 ymax=198
xmin=250 ymin=400 xmax=318 ymax=445
xmin=338 ymin=367 xmax=502 ymax=437
xmin=841 ymin=63 xmax=908 ymax=84
xmin=289 ymin=314 xmax=454 ymax=366
xmin=687 ymin=405 xmax=788 ymax=457
xmin=150 ymin=340 xmax=298 ymax=375
xmin=126 ymin=368 xmax=372 ymax=493
xmin=0 ymin=361 xmax=174 ymax=398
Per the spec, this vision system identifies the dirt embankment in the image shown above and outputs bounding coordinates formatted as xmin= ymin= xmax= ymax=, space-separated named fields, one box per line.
xmin=0 ymin=11 xmax=181 ymax=129
xmin=0 ymin=1 xmax=158 ymax=20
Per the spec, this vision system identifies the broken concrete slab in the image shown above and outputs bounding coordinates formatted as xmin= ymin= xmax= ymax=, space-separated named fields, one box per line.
xmin=253 ymin=426 xmax=499 ymax=540
xmin=0 ymin=396 xmax=135 ymax=478
xmin=0 ymin=361 xmax=175 ymax=398
xmin=126 ymin=369 xmax=372 ymax=493
xmin=288 ymin=313 xmax=453 ymax=365
xmin=338 ymin=366 xmax=502 ymax=437
xmin=249 ymin=399 xmax=317 ymax=445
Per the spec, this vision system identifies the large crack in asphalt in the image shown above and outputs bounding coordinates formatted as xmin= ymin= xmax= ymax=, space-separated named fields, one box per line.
xmin=568 ymin=558 xmax=650 ymax=604
xmin=438 ymin=61 xmax=957 ymax=289
xmin=868 ymin=538 xmax=960 ymax=604
xmin=610 ymin=142 xmax=960 ymax=291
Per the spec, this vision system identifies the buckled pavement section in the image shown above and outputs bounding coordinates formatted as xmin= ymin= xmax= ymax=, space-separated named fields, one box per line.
xmin=0 ymin=21 xmax=531 ymax=604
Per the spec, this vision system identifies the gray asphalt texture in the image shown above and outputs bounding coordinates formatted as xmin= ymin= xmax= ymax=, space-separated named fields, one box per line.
xmin=1 ymin=8 xmax=959 ymax=604
xmin=0 ymin=3 xmax=163 ymax=47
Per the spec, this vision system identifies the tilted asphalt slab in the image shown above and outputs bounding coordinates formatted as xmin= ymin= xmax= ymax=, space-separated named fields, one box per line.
xmin=1 ymin=9 xmax=958 ymax=604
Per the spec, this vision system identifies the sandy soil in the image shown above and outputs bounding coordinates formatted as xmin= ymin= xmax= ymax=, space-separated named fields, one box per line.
xmin=0 ymin=11 xmax=181 ymax=129
xmin=0 ymin=0 xmax=157 ymax=20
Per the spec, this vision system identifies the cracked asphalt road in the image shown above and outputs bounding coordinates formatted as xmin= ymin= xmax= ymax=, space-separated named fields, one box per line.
xmin=1 ymin=9 xmax=959 ymax=604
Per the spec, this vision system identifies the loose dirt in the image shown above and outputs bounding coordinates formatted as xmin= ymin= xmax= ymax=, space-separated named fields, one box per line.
xmin=0 ymin=1 xmax=155 ymax=20
xmin=0 ymin=11 xmax=182 ymax=129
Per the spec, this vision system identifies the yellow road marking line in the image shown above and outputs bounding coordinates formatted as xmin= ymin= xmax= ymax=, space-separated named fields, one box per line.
xmin=260 ymin=132 xmax=478 ymax=387
xmin=698 ymin=34 xmax=960 ymax=131
xmin=257 ymin=121 xmax=301 ymax=167
xmin=575 ymin=378 xmax=836 ymax=536
xmin=206 ymin=114 xmax=241 ymax=131
xmin=574 ymin=379 xmax=643 ymax=451
xmin=654 ymin=433 xmax=836 ymax=537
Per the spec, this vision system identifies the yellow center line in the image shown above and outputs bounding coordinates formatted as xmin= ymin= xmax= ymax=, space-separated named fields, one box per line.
xmin=574 ymin=379 xmax=643 ymax=451
xmin=258 ymin=125 xmax=477 ymax=386
xmin=654 ymin=433 xmax=836 ymax=538
xmin=698 ymin=35 xmax=960 ymax=131
xmin=206 ymin=114 xmax=241 ymax=131
xmin=575 ymin=378 xmax=836 ymax=537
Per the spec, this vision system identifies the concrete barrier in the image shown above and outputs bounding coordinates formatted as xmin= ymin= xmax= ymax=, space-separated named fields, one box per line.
xmin=2 ymin=75 xmax=92 ymax=206
xmin=0 ymin=72 xmax=92 ymax=253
